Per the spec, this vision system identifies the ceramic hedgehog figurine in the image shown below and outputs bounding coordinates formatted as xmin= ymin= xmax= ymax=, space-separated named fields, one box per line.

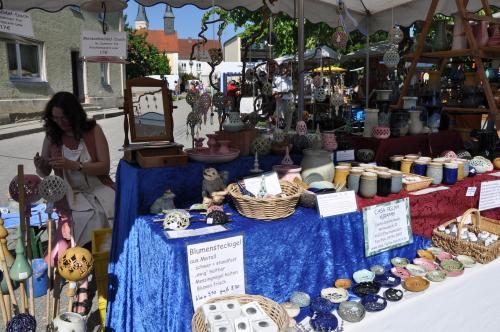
xmin=202 ymin=168 xmax=228 ymax=206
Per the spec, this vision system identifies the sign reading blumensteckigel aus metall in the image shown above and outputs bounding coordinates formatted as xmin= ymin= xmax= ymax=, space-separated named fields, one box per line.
xmin=80 ymin=30 xmax=127 ymax=58
xmin=0 ymin=10 xmax=34 ymax=37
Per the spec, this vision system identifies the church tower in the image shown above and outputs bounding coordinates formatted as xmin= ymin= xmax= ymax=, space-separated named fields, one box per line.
xmin=164 ymin=5 xmax=175 ymax=35
xmin=135 ymin=4 xmax=149 ymax=30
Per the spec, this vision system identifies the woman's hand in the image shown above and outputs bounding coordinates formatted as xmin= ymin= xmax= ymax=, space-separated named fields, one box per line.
xmin=34 ymin=152 xmax=52 ymax=175
xmin=49 ymin=156 xmax=79 ymax=171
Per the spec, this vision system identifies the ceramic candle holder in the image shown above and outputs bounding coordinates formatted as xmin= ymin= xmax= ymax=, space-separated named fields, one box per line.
xmin=400 ymin=159 xmax=414 ymax=174
xmin=443 ymin=163 xmax=458 ymax=185
xmin=426 ymin=162 xmax=443 ymax=185
xmin=389 ymin=170 xmax=403 ymax=193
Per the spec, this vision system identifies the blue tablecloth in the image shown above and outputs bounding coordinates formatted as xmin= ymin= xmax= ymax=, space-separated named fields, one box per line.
xmin=106 ymin=159 xmax=430 ymax=332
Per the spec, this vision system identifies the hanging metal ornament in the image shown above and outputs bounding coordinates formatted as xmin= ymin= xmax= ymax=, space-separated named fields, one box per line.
xmin=186 ymin=111 xmax=202 ymax=145
xmin=186 ymin=91 xmax=199 ymax=106
xmin=388 ymin=26 xmax=404 ymax=44
xmin=313 ymin=87 xmax=328 ymax=102
xmin=197 ymin=92 xmax=212 ymax=124
xmin=313 ymin=76 xmax=322 ymax=88
xmin=212 ymin=91 xmax=225 ymax=109
xmin=383 ymin=45 xmax=400 ymax=68
xmin=261 ymin=82 xmax=273 ymax=96
xmin=332 ymin=29 xmax=348 ymax=50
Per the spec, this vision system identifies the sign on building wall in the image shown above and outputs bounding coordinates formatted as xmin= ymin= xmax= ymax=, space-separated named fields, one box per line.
xmin=80 ymin=30 xmax=127 ymax=58
xmin=0 ymin=10 xmax=34 ymax=37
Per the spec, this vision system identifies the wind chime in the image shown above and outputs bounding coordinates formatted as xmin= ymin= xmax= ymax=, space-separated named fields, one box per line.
xmin=383 ymin=7 xmax=403 ymax=70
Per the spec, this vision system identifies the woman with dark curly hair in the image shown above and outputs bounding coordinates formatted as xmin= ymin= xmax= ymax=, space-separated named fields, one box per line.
xmin=34 ymin=91 xmax=114 ymax=315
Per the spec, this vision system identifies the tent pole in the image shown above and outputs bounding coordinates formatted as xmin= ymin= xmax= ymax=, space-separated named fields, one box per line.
xmin=297 ymin=0 xmax=305 ymax=120
xmin=365 ymin=19 xmax=370 ymax=109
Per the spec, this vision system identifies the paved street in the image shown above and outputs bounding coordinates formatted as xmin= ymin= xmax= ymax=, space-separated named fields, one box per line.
xmin=0 ymin=98 xmax=219 ymax=330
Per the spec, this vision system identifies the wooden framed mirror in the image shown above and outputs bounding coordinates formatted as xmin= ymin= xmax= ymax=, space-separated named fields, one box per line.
xmin=124 ymin=77 xmax=174 ymax=144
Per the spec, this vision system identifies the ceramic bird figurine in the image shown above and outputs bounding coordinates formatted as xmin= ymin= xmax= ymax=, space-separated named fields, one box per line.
xmin=201 ymin=168 xmax=228 ymax=206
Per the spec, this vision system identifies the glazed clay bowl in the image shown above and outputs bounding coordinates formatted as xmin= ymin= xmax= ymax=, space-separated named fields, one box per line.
xmin=426 ymin=270 xmax=447 ymax=282
xmin=321 ymin=287 xmax=349 ymax=303
xmin=352 ymin=282 xmax=381 ymax=298
xmin=391 ymin=266 xmax=411 ymax=279
xmin=426 ymin=246 xmax=444 ymax=256
xmin=455 ymin=255 xmax=476 ymax=268
xmin=417 ymin=249 xmax=435 ymax=261
xmin=337 ymin=301 xmax=366 ymax=323
xmin=405 ymin=264 xmax=427 ymax=277
xmin=383 ymin=288 xmax=404 ymax=302
xmin=361 ymin=294 xmax=387 ymax=312
xmin=353 ymin=269 xmax=375 ymax=283
xmin=391 ymin=257 xmax=410 ymax=267
xmin=440 ymin=259 xmax=464 ymax=273
xmin=436 ymin=251 xmax=453 ymax=261
xmin=370 ymin=265 xmax=385 ymax=276
xmin=413 ymin=258 xmax=438 ymax=272
xmin=334 ymin=279 xmax=352 ymax=289
xmin=403 ymin=276 xmax=430 ymax=292
xmin=375 ymin=272 xmax=401 ymax=288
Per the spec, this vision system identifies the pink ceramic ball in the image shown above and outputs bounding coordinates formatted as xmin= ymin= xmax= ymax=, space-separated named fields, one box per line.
xmin=440 ymin=150 xmax=457 ymax=159
xmin=372 ymin=126 xmax=391 ymax=139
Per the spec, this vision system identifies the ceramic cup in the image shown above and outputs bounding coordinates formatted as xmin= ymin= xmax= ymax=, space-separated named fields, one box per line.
xmin=377 ymin=172 xmax=392 ymax=197
xmin=457 ymin=158 xmax=470 ymax=177
xmin=453 ymin=160 xmax=465 ymax=181
xmin=417 ymin=157 xmax=432 ymax=163
xmin=359 ymin=172 xmax=378 ymax=198
xmin=432 ymin=157 xmax=447 ymax=164
xmin=348 ymin=169 xmax=363 ymax=193
xmin=334 ymin=166 xmax=351 ymax=188
xmin=389 ymin=170 xmax=403 ymax=193
xmin=400 ymin=159 xmax=414 ymax=174
xmin=411 ymin=160 xmax=428 ymax=176
xmin=443 ymin=162 xmax=458 ymax=185
xmin=390 ymin=155 xmax=404 ymax=170
xmin=404 ymin=154 xmax=420 ymax=161
xmin=426 ymin=162 xmax=443 ymax=185
xmin=374 ymin=166 xmax=389 ymax=172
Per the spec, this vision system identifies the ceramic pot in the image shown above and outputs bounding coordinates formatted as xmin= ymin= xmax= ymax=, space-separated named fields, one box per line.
xmin=322 ymin=132 xmax=338 ymax=151
xmin=250 ymin=136 xmax=272 ymax=156
xmin=348 ymin=170 xmax=363 ymax=193
xmin=390 ymin=111 xmax=409 ymax=137
xmin=52 ymin=312 xmax=86 ymax=332
xmin=334 ymin=166 xmax=350 ymax=188
xmin=377 ymin=172 xmax=392 ymax=197
xmin=428 ymin=111 xmax=441 ymax=133
xmin=375 ymin=90 xmax=392 ymax=101
xmin=453 ymin=160 xmax=465 ymax=181
xmin=372 ymin=126 xmax=391 ymax=139
xmin=389 ymin=170 xmax=403 ymax=193
xmin=400 ymin=159 xmax=413 ymax=174
xmin=411 ymin=160 xmax=428 ymax=176
xmin=363 ymin=109 xmax=379 ymax=138
xmin=356 ymin=149 xmax=375 ymax=163
xmin=473 ymin=21 xmax=489 ymax=47
xmin=408 ymin=110 xmax=424 ymax=135
xmin=426 ymin=163 xmax=443 ymax=185
xmin=402 ymin=97 xmax=418 ymax=110
xmin=452 ymin=13 xmax=467 ymax=50
xmin=301 ymin=149 xmax=335 ymax=184
xmin=359 ymin=172 xmax=378 ymax=198
xmin=389 ymin=156 xmax=404 ymax=170
xmin=443 ymin=163 xmax=458 ymax=185
xmin=432 ymin=20 xmax=450 ymax=51
xmin=222 ymin=112 xmax=245 ymax=132
xmin=272 ymin=164 xmax=302 ymax=183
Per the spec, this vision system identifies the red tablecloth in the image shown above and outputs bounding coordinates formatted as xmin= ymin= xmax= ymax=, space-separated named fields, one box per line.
xmin=355 ymin=172 xmax=500 ymax=239
xmin=350 ymin=131 xmax=465 ymax=166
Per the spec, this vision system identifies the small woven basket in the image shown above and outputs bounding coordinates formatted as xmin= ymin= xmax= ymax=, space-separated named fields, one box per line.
xmin=191 ymin=294 xmax=289 ymax=332
xmin=402 ymin=174 xmax=433 ymax=192
xmin=227 ymin=181 xmax=301 ymax=220
xmin=432 ymin=208 xmax=500 ymax=264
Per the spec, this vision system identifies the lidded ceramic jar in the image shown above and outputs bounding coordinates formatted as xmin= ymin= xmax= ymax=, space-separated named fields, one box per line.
xmin=359 ymin=172 xmax=378 ymax=198
xmin=334 ymin=165 xmax=351 ymax=188
xmin=400 ymin=159 xmax=414 ymax=174
xmin=301 ymin=149 xmax=335 ymax=184
xmin=453 ymin=160 xmax=465 ymax=181
xmin=389 ymin=170 xmax=403 ymax=193
xmin=222 ymin=112 xmax=245 ymax=132
xmin=377 ymin=172 xmax=392 ymax=197
xmin=426 ymin=162 xmax=443 ymax=185
xmin=390 ymin=155 xmax=404 ymax=170
xmin=456 ymin=158 xmax=470 ymax=177
xmin=348 ymin=168 xmax=363 ymax=193
xmin=363 ymin=109 xmax=379 ymax=137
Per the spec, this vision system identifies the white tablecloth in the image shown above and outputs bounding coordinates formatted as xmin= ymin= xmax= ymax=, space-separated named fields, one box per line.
xmin=302 ymin=258 xmax=500 ymax=332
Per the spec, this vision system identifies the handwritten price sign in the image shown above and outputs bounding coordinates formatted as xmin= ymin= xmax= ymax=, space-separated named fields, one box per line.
xmin=80 ymin=30 xmax=127 ymax=58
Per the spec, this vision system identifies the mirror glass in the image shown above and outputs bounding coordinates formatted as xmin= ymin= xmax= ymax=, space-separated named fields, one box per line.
xmin=131 ymin=86 xmax=166 ymax=137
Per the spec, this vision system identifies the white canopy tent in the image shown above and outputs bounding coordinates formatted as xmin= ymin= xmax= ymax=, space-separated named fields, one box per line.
xmin=275 ymin=45 xmax=338 ymax=64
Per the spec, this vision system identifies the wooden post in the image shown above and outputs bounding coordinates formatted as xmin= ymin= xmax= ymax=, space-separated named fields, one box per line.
xmin=397 ymin=0 xmax=440 ymax=108
xmin=17 ymin=166 xmax=28 ymax=315
xmin=45 ymin=214 xmax=53 ymax=325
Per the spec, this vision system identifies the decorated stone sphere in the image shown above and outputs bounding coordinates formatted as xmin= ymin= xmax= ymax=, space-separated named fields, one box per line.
xmin=250 ymin=136 xmax=272 ymax=156
xmin=6 ymin=313 xmax=36 ymax=332
xmin=58 ymin=247 xmax=94 ymax=282
xmin=163 ymin=209 xmax=191 ymax=231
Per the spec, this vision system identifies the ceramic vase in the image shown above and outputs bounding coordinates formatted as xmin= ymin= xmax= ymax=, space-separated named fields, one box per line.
xmin=390 ymin=156 xmax=404 ymax=170
xmin=428 ymin=111 xmax=441 ymax=133
xmin=377 ymin=172 xmax=392 ymax=197
xmin=432 ymin=20 xmax=450 ymax=51
xmin=408 ymin=110 xmax=424 ymax=135
xmin=452 ymin=13 xmax=467 ymax=50
xmin=400 ymin=159 xmax=413 ymax=174
xmin=10 ymin=228 xmax=32 ymax=281
xmin=348 ymin=170 xmax=363 ymax=193
xmin=222 ymin=112 xmax=245 ymax=132
xmin=363 ymin=109 xmax=379 ymax=138
xmin=443 ymin=163 xmax=458 ymax=185
xmin=301 ymin=149 xmax=335 ymax=184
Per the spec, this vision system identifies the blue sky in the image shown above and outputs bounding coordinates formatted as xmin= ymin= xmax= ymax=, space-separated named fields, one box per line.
xmin=124 ymin=1 xmax=241 ymax=44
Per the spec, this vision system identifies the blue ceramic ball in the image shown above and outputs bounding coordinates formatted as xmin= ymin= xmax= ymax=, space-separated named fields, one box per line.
xmin=311 ymin=297 xmax=337 ymax=314
xmin=7 ymin=314 xmax=36 ymax=332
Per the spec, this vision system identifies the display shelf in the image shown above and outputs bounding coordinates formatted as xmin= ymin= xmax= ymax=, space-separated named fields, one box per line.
xmin=442 ymin=106 xmax=492 ymax=114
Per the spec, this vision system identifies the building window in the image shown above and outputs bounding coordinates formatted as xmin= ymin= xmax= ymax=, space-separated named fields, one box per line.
xmin=181 ymin=63 xmax=187 ymax=71
xmin=7 ymin=41 xmax=43 ymax=80
xmin=196 ymin=63 xmax=202 ymax=70
xmin=101 ymin=63 xmax=110 ymax=85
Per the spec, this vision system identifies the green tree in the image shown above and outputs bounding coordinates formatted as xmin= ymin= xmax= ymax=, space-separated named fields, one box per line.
xmin=126 ymin=25 xmax=171 ymax=79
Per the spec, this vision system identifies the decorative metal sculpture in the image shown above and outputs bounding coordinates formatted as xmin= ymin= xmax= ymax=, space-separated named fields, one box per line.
xmin=186 ymin=91 xmax=199 ymax=106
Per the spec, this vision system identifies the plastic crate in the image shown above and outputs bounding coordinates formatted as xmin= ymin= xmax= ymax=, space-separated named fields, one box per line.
xmin=92 ymin=228 xmax=112 ymax=327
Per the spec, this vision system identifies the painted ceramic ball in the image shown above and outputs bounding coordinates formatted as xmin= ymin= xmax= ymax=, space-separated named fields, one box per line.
xmin=440 ymin=150 xmax=457 ymax=159
xmin=250 ymin=137 xmax=272 ymax=156
xmin=58 ymin=247 xmax=94 ymax=282
xmin=39 ymin=175 xmax=67 ymax=202
xmin=9 ymin=174 xmax=42 ymax=203
xmin=6 ymin=313 xmax=36 ymax=332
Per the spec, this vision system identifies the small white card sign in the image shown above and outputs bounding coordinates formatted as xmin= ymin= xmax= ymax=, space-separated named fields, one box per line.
xmin=335 ymin=150 xmax=355 ymax=162
xmin=478 ymin=180 xmax=500 ymax=211
xmin=316 ymin=190 xmax=358 ymax=218
xmin=187 ymin=235 xmax=245 ymax=309
xmin=81 ymin=30 xmax=127 ymax=58
xmin=363 ymin=198 xmax=413 ymax=257
xmin=243 ymin=171 xmax=282 ymax=197
xmin=0 ymin=10 xmax=34 ymax=37
xmin=465 ymin=187 xmax=477 ymax=197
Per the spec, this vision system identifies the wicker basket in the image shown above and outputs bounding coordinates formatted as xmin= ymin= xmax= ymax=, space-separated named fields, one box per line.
xmin=227 ymin=181 xmax=301 ymax=220
xmin=191 ymin=294 xmax=290 ymax=332
xmin=432 ymin=208 xmax=500 ymax=264
xmin=402 ymin=173 xmax=433 ymax=192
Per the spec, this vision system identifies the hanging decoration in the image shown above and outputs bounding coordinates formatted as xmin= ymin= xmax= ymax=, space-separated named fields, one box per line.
xmin=197 ymin=92 xmax=212 ymax=124
xmin=314 ymin=87 xmax=328 ymax=102
xmin=186 ymin=91 xmax=199 ymax=106
xmin=388 ymin=26 xmax=404 ymax=44
xmin=383 ymin=45 xmax=400 ymax=68
xmin=332 ymin=29 xmax=348 ymax=50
